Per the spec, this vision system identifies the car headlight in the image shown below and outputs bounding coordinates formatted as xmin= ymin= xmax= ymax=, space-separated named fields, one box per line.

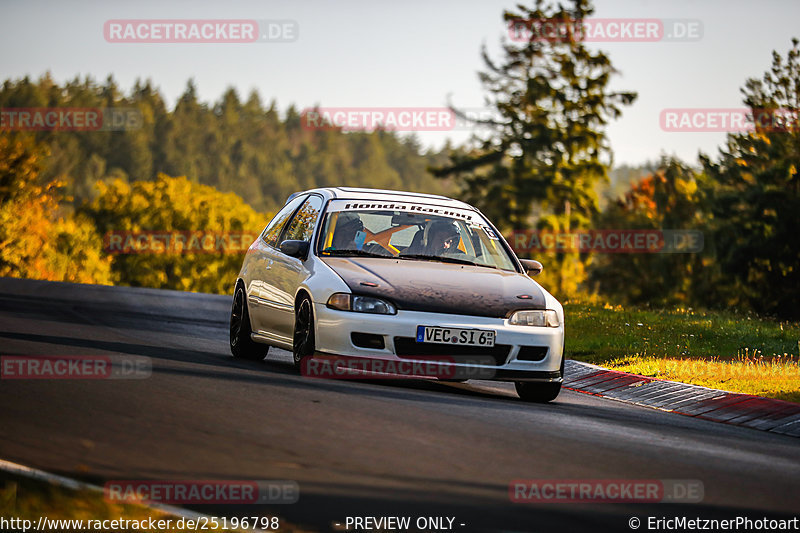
xmin=508 ymin=309 xmax=560 ymax=327
xmin=326 ymin=293 xmax=397 ymax=315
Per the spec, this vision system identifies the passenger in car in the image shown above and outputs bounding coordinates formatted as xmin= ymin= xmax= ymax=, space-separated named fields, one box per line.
xmin=426 ymin=220 xmax=463 ymax=256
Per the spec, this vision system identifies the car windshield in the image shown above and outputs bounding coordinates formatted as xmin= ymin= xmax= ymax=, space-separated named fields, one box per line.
xmin=317 ymin=200 xmax=517 ymax=271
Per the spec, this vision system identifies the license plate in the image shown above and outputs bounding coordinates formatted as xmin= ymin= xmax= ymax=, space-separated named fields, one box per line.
xmin=416 ymin=326 xmax=496 ymax=347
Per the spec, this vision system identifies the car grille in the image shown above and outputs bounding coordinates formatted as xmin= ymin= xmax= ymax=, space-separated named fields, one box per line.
xmin=393 ymin=337 xmax=511 ymax=366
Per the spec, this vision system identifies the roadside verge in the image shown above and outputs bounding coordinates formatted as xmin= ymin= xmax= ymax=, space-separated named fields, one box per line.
xmin=564 ymin=360 xmax=800 ymax=438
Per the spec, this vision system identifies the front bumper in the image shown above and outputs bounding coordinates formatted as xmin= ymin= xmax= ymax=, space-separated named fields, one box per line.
xmin=313 ymin=303 xmax=564 ymax=382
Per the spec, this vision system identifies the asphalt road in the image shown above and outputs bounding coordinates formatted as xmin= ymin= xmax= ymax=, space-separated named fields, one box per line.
xmin=0 ymin=277 xmax=798 ymax=532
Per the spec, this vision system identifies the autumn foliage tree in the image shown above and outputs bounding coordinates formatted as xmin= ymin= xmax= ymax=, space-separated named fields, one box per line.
xmin=82 ymin=174 xmax=268 ymax=294
xmin=0 ymin=133 xmax=112 ymax=284
xmin=588 ymin=159 xmax=708 ymax=306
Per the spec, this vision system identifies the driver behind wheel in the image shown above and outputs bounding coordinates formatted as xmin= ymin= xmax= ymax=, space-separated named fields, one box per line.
xmin=328 ymin=213 xmax=365 ymax=250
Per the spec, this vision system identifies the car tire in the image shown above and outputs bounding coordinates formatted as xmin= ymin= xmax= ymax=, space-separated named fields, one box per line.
xmin=515 ymin=381 xmax=561 ymax=403
xmin=293 ymin=295 xmax=315 ymax=371
xmin=230 ymin=284 xmax=269 ymax=361
xmin=515 ymin=355 xmax=564 ymax=403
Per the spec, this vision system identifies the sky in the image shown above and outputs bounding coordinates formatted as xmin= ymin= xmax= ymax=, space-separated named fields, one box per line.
xmin=2 ymin=0 xmax=799 ymax=166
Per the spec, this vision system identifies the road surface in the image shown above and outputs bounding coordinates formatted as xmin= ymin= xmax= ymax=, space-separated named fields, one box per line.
xmin=1 ymin=277 xmax=798 ymax=532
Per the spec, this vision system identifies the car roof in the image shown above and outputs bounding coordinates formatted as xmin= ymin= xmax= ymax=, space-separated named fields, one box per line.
xmin=288 ymin=187 xmax=477 ymax=211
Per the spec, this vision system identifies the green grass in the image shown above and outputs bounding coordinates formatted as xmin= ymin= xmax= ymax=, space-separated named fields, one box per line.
xmin=605 ymin=355 xmax=800 ymax=403
xmin=565 ymin=300 xmax=800 ymax=402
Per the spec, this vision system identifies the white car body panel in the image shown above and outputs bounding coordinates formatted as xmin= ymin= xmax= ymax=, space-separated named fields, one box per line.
xmin=236 ymin=187 xmax=565 ymax=383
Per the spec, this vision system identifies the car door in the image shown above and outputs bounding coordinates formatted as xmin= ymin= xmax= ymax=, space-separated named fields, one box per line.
xmin=247 ymin=194 xmax=307 ymax=339
xmin=269 ymin=194 xmax=324 ymax=339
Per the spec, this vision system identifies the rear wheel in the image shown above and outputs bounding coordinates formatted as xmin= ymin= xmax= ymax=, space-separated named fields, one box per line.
xmin=230 ymin=284 xmax=269 ymax=361
xmin=293 ymin=295 xmax=315 ymax=371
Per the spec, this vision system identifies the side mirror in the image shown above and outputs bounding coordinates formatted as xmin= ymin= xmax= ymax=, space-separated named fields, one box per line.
xmin=279 ymin=240 xmax=310 ymax=259
xmin=520 ymin=259 xmax=543 ymax=276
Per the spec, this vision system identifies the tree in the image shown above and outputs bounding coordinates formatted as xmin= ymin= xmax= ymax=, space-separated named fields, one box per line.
xmin=0 ymin=133 xmax=112 ymax=284
xmin=433 ymin=0 xmax=636 ymax=231
xmin=1 ymin=75 xmax=452 ymax=214
xmin=701 ymin=39 xmax=800 ymax=318
xmin=589 ymin=158 xmax=709 ymax=306
xmin=82 ymin=174 xmax=268 ymax=294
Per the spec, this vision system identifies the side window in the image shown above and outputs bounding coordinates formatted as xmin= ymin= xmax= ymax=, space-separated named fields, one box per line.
xmin=261 ymin=195 xmax=307 ymax=248
xmin=282 ymin=195 xmax=324 ymax=243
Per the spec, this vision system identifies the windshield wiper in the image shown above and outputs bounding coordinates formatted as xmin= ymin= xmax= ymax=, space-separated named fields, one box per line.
xmin=320 ymin=249 xmax=392 ymax=258
xmin=398 ymin=253 xmax=497 ymax=269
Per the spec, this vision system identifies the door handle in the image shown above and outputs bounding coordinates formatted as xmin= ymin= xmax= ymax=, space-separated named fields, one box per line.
xmin=266 ymin=259 xmax=273 ymax=270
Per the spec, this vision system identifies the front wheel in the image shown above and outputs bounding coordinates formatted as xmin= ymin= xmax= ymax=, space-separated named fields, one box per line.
xmin=292 ymin=295 xmax=315 ymax=371
xmin=515 ymin=355 xmax=564 ymax=403
xmin=230 ymin=284 xmax=269 ymax=361
xmin=515 ymin=381 xmax=561 ymax=403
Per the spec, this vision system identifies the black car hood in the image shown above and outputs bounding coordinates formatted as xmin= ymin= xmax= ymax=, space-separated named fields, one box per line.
xmin=321 ymin=257 xmax=546 ymax=318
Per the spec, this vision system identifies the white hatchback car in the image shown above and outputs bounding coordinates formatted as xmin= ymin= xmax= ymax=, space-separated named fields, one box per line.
xmin=230 ymin=187 xmax=565 ymax=402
